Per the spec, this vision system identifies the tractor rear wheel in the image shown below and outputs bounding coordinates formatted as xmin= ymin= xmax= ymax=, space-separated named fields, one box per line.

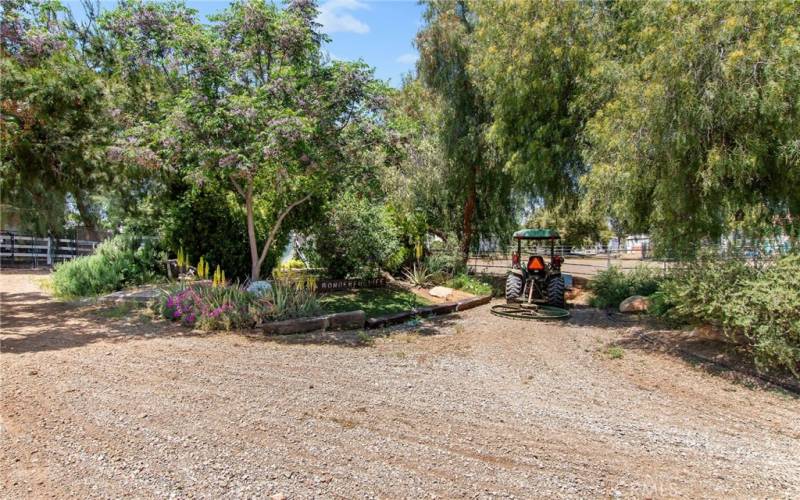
xmin=505 ymin=273 xmax=523 ymax=302
xmin=546 ymin=275 xmax=566 ymax=308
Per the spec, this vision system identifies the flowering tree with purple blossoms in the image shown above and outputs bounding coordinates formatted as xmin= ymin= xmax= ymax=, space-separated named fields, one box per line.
xmin=161 ymin=0 xmax=387 ymax=280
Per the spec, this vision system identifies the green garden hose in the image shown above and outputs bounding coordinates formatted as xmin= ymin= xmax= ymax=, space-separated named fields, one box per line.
xmin=490 ymin=303 xmax=570 ymax=320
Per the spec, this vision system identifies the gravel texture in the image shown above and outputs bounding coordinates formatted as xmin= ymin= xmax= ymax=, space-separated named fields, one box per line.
xmin=2 ymin=270 xmax=799 ymax=498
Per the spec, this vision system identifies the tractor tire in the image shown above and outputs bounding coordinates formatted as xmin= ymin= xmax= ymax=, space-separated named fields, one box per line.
xmin=546 ymin=275 xmax=566 ymax=309
xmin=505 ymin=273 xmax=523 ymax=302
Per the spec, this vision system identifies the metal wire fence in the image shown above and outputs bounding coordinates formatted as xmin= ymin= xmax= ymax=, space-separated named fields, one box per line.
xmin=449 ymin=240 xmax=793 ymax=280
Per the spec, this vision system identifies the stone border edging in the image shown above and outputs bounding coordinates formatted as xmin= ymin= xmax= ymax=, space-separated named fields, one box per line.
xmin=260 ymin=295 xmax=493 ymax=335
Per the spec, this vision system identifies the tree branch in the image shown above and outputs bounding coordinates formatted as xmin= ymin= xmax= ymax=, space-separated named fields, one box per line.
xmin=230 ymin=176 xmax=246 ymax=198
xmin=257 ymin=194 xmax=312 ymax=267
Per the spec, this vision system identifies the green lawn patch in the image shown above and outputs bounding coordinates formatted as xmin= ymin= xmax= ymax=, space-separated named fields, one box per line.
xmin=320 ymin=287 xmax=431 ymax=318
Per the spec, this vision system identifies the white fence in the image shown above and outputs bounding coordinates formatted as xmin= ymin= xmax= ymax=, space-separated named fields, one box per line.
xmin=0 ymin=232 xmax=100 ymax=267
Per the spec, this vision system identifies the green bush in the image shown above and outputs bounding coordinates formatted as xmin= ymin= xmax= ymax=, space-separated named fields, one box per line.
xmin=588 ymin=265 xmax=663 ymax=309
xmin=163 ymin=188 xmax=256 ymax=280
xmin=447 ymin=273 xmax=492 ymax=296
xmin=658 ymin=253 xmax=800 ymax=375
xmin=314 ymin=192 xmax=401 ymax=279
xmin=51 ymin=234 xmax=165 ymax=298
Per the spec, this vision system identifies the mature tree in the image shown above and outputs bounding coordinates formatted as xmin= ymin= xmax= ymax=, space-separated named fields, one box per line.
xmin=156 ymin=0 xmax=385 ymax=279
xmin=470 ymin=0 xmax=607 ymax=204
xmin=382 ymin=78 xmax=454 ymax=243
xmin=416 ymin=0 xmax=514 ymax=258
xmin=1 ymin=0 xmax=113 ymax=236
xmin=583 ymin=0 xmax=800 ymax=254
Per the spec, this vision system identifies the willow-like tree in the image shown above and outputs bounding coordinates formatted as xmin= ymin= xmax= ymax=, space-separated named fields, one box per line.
xmin=416 ymin=0 xmax=514 ymax=258
xmin=584 ymin=0 xmax=800 ymax=253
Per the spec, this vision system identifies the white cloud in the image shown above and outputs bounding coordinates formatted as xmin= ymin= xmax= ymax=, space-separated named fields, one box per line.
xmin=396 ymin=52 xmax=418 ymax=65
xmin=317 ymin=0 xmax=370 ymax=35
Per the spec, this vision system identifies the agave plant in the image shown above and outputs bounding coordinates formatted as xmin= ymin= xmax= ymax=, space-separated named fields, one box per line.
xmin=403 ymin=263 xmax=431 ymax=287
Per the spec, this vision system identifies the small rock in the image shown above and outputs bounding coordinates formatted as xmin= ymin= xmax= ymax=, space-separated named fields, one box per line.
xmin=619 ymin=295 xmax=650 ymax=313
xmin=271 ymin=492 xmax=286 ymax=500
xmin=429 ymin=286 xmax=454 ymax=299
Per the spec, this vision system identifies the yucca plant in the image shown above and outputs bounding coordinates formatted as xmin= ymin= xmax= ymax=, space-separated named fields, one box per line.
xmin=403 ymin=263 xmax=431 ymax=287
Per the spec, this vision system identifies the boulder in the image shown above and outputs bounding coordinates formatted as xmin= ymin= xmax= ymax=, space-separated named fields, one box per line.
xmin=619 ymin=295 xmax=650 ymax=313
xmin=247 ymin=280 xmax=272 ymax=296
xmin=429 ymin=286 xmax=454 ymax=298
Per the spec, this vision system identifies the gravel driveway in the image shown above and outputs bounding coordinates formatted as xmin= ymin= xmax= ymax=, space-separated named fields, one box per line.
xmin=2 ymin=270 xmax=798 ymax=498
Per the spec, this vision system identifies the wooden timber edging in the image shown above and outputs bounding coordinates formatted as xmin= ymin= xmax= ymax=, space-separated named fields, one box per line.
xmin=261 ymin=295 xmax=492 ymax=335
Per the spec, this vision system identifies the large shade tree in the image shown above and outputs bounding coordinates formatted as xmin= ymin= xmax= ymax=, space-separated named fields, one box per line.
xmin=1 ymin=0 xmax=113 ymax=236
xmin=584 ymin=0 xmax=800 ymax=254
xmin=157 ymin=0 xmax=386 ymax=279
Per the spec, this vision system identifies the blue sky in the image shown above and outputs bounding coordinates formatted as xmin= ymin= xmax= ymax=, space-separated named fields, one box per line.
xmin=64 ymin=0 xmax=424 ymax=87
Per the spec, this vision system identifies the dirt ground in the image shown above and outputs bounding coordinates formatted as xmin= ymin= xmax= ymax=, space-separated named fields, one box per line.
xmin=2 ymin=270 xmax=799 ymax=498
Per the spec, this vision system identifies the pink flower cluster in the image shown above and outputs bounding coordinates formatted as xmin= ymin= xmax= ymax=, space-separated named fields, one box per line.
xmin=164 ymin=287 xmax=233 ymax=327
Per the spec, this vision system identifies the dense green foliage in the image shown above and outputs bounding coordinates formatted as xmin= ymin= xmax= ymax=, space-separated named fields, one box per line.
xmin=312 ymin=191 xmax=401 ymax=279
xmin=415 ymin=0 xmax=515 ymax=257
xmin=1 ymin=0 xmax=113 ymax=236
xmin=162 ymin=188 xmax=255 ymax=280
xmin=588 ymin=265 xmax=663 ymax=309
xmin=51 ymin=234 xmax=164 ymax=297
xmin=655 ymin=254 xmax=800 ymax=375
xmin=583 ymin=0 xmax=800 ymax=253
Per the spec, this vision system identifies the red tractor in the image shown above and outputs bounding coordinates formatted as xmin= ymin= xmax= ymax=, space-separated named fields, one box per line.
xmin=505 ymin=229 xmax=566 ymax=308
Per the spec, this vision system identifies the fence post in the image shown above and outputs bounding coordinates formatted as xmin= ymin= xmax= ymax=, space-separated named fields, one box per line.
xmin=10 ymin=233 xmax=15 ymax=262
xmin=47 ymin=235 xmax=53 ymax=265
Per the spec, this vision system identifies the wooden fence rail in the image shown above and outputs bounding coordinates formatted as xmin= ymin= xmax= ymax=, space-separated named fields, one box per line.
xmin=0 ymin=233 xmax=100 ymax=266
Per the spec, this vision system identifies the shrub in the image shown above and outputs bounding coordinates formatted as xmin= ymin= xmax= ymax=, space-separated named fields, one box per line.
xmin=163 ymin=187 xmax=286 ymax=280
xmin=52 ymin=234 xmax=165 ymax=298
xmin=658 ymin=253 xmax=800 ymax=375
xmin=447 ymin=273 xmax=492 ymax=296
xmin=158 ymin=276 xmax=323 ymax=330
xmin=588 ymin=265 xmax=663 ymax=309
xmin=313 ymin=192 xmax=401 ymax=279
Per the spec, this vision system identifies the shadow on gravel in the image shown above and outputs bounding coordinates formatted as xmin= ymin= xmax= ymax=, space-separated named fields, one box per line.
xmin=565 ymin=308 xmax=647 ymax=330
xmin=610 ymin=328 xmax=800 ymax=397
xmin=1 ymin=289 xmax=197 ymax=355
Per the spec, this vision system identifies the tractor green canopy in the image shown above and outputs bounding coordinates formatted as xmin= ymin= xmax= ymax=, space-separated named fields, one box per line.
xmin=512 ymin=228 xmax=561 ymax=240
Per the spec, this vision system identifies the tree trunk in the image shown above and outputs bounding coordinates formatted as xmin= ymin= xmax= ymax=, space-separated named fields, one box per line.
xmin=233 ymin=177 xmax=311 ymax=281
xmin=460 ymin=168 xmax=477 ymax=262
xmin=244 ymin=185 xmax=261 ymax=280
xmin=73 ymin=191 xmax=100 ymax=241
